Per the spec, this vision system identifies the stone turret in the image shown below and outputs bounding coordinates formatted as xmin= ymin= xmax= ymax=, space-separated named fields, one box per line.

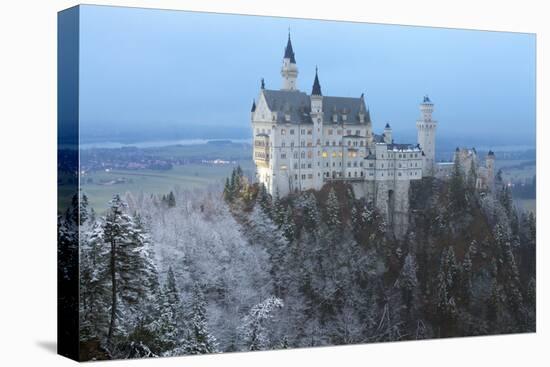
xmin=486 ymin=150 xmax=495 ymax=191
xmin=417 ymin=95 xmax=437 ymax=176
xmin=281 ymin=32 xmax=298 ymax=91
xmin=384 ymin=123 xmax=392 ymax=144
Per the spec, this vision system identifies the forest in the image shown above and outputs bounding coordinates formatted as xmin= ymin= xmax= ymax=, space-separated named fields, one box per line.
xmin=58 ymin=160 xmax=536 ymax=361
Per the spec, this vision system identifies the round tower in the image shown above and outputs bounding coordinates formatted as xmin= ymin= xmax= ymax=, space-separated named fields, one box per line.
xmin=384 ymin=123 xmax=392 ymax=144
xmin=416 ymin=95 xmax=437 ymax=176
xmin=486 ymin=150 xmax=495 ymax=191
xmin=310 ymin=67 xmax=323 ymax=190
xmin=281 ymin=32 xmax=298 ymax=91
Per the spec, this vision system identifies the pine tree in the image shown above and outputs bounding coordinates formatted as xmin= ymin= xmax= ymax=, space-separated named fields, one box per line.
xmin=101 ymin=195 xmax=160 ymax=346
xmin=325 ymin=187 xmax=341 ymax=229
xmin=449 ymin=155 xmax=466 ymax=210
xmin=467 ymin=160 xmax=477 ymax=191
xmin=280 ymin=205 xmax=296 ymax=241
xmin=181 ymin=282 xmax=218 ymax=354
xmin=302 ymin=193 xmax=320 ymax=232
xmin=80 ymin=192 xmax=90 ymax=225
xmin=397 ymin=253 xmax=418 ymax=311
xmin=167 ymin=191 xmax=176 ymax=208
xmin=240 ymin=296 xmax=284 ymax=351
xmin=256 ymin=183 xmax=272 ymax=215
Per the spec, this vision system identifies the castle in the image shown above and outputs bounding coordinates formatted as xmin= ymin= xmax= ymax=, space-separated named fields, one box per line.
xmin=251 ymin=34 xmax=495 ymax=236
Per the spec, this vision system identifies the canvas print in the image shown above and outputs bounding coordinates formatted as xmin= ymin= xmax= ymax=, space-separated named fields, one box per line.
xmin=57 ymin=5 xmax=536 ymax=361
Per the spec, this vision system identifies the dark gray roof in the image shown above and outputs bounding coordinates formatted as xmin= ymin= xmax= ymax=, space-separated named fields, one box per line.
xmin=312 ymin=68 xmax=322 ymax=96
xmin=284 ymin=34 xmax=296 ymax=63
xmin=251 ymin=99 xmax=256 ymax=112
xmin=261 ymin=89 xmax=369 ymax=125
xmin=373 ymin=134 xmax=384 ymax=143
xmin=387 ymin=143 xmax=421 ymax=151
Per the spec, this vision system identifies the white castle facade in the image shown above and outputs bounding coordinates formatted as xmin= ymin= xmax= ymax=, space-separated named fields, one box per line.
xmin=251 ymin=34 xmax=495 ymax=236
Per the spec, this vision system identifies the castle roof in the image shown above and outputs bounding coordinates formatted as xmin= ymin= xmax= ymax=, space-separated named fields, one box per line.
xmin=261 ymin=89 xmax=368 ymax=124
xmin=372 ymin=134 xmax=384 ymax=143
xmin=312 ymin=67 xmax=322 ymax=96
xmin=251 ymin=99 xmax=256 ymax=112
xmin=387 ymin=143 xmax=421 ymax=152
xmin=284 ymin=33 xmax=296 ymax=63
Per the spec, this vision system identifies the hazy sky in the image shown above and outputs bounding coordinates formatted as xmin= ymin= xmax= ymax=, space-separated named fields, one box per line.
xmin=79 ymin=5 xmax=535 ymax=146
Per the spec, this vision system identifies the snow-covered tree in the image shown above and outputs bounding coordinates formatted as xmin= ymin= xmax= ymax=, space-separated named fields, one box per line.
xmin=181 ymin=282 xmax=218 ymax=354
xmin=240 ymin=296 xmax=284 ymax=351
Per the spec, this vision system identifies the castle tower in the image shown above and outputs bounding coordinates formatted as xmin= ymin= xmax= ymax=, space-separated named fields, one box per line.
xmin=486 ymin=150 xmax=495 ymax=191
xmin=417 ymin=95 xmax=437 ymax=176
xmin=281 ymin=32 xmax=298 ymax=91
xmin=384 ymin=123 xmax=392 ymax=144
xmin=310 ymin=67 xmax=324 ymax=190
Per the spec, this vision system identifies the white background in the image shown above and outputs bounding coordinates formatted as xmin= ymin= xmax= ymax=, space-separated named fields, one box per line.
xmin=0 ymin=0 xmax=547 ymax=365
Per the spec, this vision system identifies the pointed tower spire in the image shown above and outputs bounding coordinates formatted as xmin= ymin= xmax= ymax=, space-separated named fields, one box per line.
xmin=311 ymin=66 xmax=322 ymax=96
xmin=251 ymin=99 xmax=256 ymax=112
xmin=261 ymin=78 xmax=265 ymax=89
xmin=284 ymin=30 xmax=296 ymax=63
xmin=281 ymin=31 xmax=298 ymax=91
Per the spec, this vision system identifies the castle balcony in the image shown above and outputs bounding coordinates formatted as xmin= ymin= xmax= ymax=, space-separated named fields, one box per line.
xmin=253 ymin=134 xmax=270 ymax=166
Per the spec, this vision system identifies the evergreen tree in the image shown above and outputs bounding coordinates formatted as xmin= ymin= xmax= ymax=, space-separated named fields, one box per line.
xmin=101 ymin=195 xmax=159 ymax=346
xmin=240 ymin=296 xmax=284 ymax=351
xmin=449 ymin=155 xmax=466 ymax=210
xmin=280 ymin=205 xmax=296 ymax=241
xmin=167 ymin=191 xmax=176 ymax=208
xmin=325 ymin=188 xmax=341 ymax=229
xmin=397 ymin=253 xmax=418 ymax=312
xmin=181 ymin=282 xmax=218 ymax=354
xmin=467 ymin=160 xmax=477 ymax=191
xmin=256 ymin=183 xmax=272 ymax=215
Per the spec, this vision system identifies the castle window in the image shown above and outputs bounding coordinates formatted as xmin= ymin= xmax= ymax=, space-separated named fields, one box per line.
xmin=281 ymin=142 xmax=286 ymax=147
xmin=337 ymin=130 xmax=342 ymax=135
xmin=347 ymin=162 xmax=351 ymax=167
xmin=326 ymin=162 xmax=329 ymax=167
xmin=348 ymin=172 xmax=351 ymax=177
xmin=332 ymin=141 xmax=336 ymax=146
xmin=322 ymin=151 xmax=328 ymax=158
xmin=354 ymin=172 xmax=358 ymax=177
xmin=308 ymin=174 xmax=313 ymax=179
xmin=307 ymin=151 xmax=313 ymax=159
xmin=301 ymin=129 xmax=306 ymax=134
xmin=301 ymin=141 xmax=305 ymax=147
xmin=339 ymin=141 xmax=343 ymax=146
xmin=281 ymin=153 xmax=286 ymax=159
xmin=307 ymin=163 xmax=312 ymax=168
xmin=348 ymin=141 xmax=351 ymax=146
xmin=307 ymin=129 xmax=312 ymax=135
xmin=356 ymin=130 xmax=360 ymax=135
xmin=290 ymin=129 xmax=295 ymax=135
xmin=293 ymin=163 xmax=298 ymax=169
xmin=294 ymin=152 xmax=298 ymax=159
xmin=328 ymin=129 xmax=333 ymax=135
xmin=301 ymin=174 xmax=306 ymax=179
xmin=360 ymin=162 xmax=363 ymax=167
xmin=360 ymin=141 xmax=364 ymax=146
xmin=280 ymin=165 xmax=287 ymax=170
xmin=361 ymin=171 xmax=364 ymax=177
xmin=347 ymin=130 xmax=352 ymax=135
xmin=281 ymin=128 xmax=286 ymax=135
xmin=291 ymin=142 xmax=295 ymax=147
xmin=294 ymin=174 xmax=298 ymax=179
xmin=301 ymin=163 xmax=306 ymax=169
xmin=326 ymin=141 xmax=329 ymax=146
xmin=301 ymin=151 xmax=305 ymax=158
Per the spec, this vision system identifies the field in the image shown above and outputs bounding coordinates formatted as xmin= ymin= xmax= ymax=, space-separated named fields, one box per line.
xmin=81 ymin=162 xmax=255 ymax=212
xmin=495 ymin=159 xmax=536 ymax=183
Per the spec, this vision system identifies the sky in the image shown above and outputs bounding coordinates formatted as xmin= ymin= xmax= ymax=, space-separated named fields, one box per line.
xmin=78 ymin=5 xmax=536 ymax=147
